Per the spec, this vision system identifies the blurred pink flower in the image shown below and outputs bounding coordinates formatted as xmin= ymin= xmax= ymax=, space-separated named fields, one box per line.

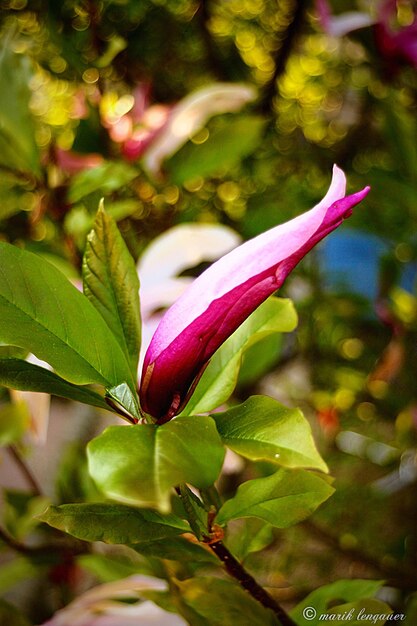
xmin=55 ymin=147 xmax=103 ymax=175
xmin=316 ymin=0 xmax=417 ymax=74
xmin=140 ymin=166 xmax=370 ymax=422
xmin=105 ymin=82 xmax=257 ymax=174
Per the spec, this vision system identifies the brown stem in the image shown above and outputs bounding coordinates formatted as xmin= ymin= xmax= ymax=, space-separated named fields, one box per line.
xmin=259 ymin=0 xmax=307 ymax=115
xmin=209 ymin=540 xmax=297 ymax=626
xmin=8 ymin=445 xmax=42 ymax=496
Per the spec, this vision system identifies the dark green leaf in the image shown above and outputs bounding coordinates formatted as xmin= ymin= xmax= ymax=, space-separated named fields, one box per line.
xmin=83 ymin=205 xmax=141 ymax=379
xmin=0 ymin=358 xmax=111 ymax=412
xmin=175 ymin=577 xmax=278 ymax=626
xmin=77 ymin=553 xmax=147 ymax=583
xmin=132 ymin=537 xmax=217 ymax=563
xmin=87 ymin=416 xmax=225 ymax=512
xmin=0 ymin=244 xmax=134 ymax=392
xmin=166 ymin=116 xmax=266 ymax=184
xmin=183 ymin=297 xmax=297 ymax=415
xmin=37 ymin=503 xmax=189 ymax=544
xmin=216 ymin=469 xmax=334 ymax=527
xmin=212 ymin=396 xmax=327 ymax=472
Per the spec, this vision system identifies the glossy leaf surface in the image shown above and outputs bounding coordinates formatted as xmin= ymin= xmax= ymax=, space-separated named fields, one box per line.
xmin=216 ymin=468 xmax=334 ymax=527
xmin=212 ymin=395 xmax=327 ymax=472
xmin=87 ymin=416 xmax=225 ymax=512
xmin=0 ymin=244 xmax=134 ymax=390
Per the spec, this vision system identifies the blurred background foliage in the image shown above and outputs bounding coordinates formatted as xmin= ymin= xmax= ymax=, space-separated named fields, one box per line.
xmin=1 ymin=0 xmax=417 ymax=622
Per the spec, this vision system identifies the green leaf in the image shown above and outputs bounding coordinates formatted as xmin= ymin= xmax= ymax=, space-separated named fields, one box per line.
xmin=291 ymin=579 xmax=386 ymax=625
xmin=166 ymin=115 xmax=266 ymax=184
xmin=0 ymin=402 xmax=30 ymax=446
xmin=68 ymin=161 xmax=138 ymax=203
xmin=212 ymin=396 xmax=327 ymax=472
xmin=226 ymin=518 xmax=275 ymax=562
xmin=77 ymin=553 xmax=146 ymax=583
xmin=87 ymin=415 xmax=225 ymax=512
xmin=0 ymin=46 xmax=40 ymax=174
xmin=83 ymin=205 xmax=141 ymax=379
xmin=38 ymin=503 xmax=189 ymax=544
xmin=106 ymin=383 xmax=141 ymax=421
xmin=132 ymin=536 xmax=217 ymax=563
xmin=174 ymin=577 xmax=278 ymax=626
xmin=0 ymin=358 xmax=111 ymax=412
xmin=216 ymin=468 xmax=334 ymax=527
xmin=0 ymin=244 xmax=135 ymax=392
xmin=183 ymin=297 xmax=297 ymax=415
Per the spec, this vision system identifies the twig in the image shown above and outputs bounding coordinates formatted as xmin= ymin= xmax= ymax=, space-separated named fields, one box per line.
xmin=8 ymin=445 xmax=42 ymax=496
xmin=209 ymin=540 xmax=297 ymax=626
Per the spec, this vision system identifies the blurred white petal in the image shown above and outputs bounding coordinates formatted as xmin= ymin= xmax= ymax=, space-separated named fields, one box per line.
xmin=143 ymin=82 xmax=257 ymax=174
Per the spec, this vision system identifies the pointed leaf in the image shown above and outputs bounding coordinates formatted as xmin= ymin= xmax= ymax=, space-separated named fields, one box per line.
xmin=216 ymin=469 xmax=334 ymax=527
xmin=83 ymin=206 xmax=141 ymax=378
xmin=212 ymin=396 xmax=327 ymax=472
xmin=38 ymin=503 xmax=189 ymax=544
xmin=87 ymin=416 xmax=225 ymax=512
xmin=0 ymin=358 xmax=111 ymax=412
xmin=132 ymin=537 xmax=217 ymax=563
xmin=106 ymin=383 xmax=141 ymax=420
xmin=0 ymin=243 xmax=134 ymax=391
xmin=183 ymin=297 xmax=297 ymax=415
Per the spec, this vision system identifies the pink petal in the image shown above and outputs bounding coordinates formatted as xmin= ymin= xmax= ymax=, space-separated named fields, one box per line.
xmin=140 ymin=166 xmax=370 ymax=420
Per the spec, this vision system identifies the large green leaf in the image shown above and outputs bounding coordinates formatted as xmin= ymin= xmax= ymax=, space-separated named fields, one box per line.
xmin=166 ymin=115 xmax=266 ymax=184
xmin=183 ymin=297 xmax=297 ymax=415
xmin=0 ymin=46 xmax=40 ymax=174
xmin=87 ymin=416 xmax=225 ymax=512
xmin=175 ymin=577 xmax=278 ymax=626
xmin=216 ymin=469 xmax=334 ymax=527
xmin=212 ymin=396 xmax=327 ymax=472
xmin=38 ymin=503 xmax=189 ymax=544
xmin=83 ymin=205 xmax=141 ymax=379
xmin=0 ymin=244 xmax=135 ymax=394
xmin=0 ymin=358 xmax=111 ymax=412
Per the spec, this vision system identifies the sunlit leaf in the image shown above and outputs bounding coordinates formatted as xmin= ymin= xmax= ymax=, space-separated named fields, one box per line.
xmin=212 ymin=395 xmax=327 ymax=472
xmin=0 ymin=401 xmax=29 ymax=446
xmin=216 ymin=468 xmax=334 ymax=527
xmin=83 ymin=205 xmax=141 ymax=379
xmin=0 ymin=244 xmax=135 ymax=394
xmin=87 ymin=415 xmax=225 ymax=512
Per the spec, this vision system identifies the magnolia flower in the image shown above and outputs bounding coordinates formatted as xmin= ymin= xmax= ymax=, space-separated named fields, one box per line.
xmin=138 ymin=223 xmax=241 ymax=365
xmin=140 ymin=165 xmax=370 ymax=422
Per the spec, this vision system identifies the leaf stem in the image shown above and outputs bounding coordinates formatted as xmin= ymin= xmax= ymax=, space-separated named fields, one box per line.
xmin=208 ymin=539 xmax=297 ymax=626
